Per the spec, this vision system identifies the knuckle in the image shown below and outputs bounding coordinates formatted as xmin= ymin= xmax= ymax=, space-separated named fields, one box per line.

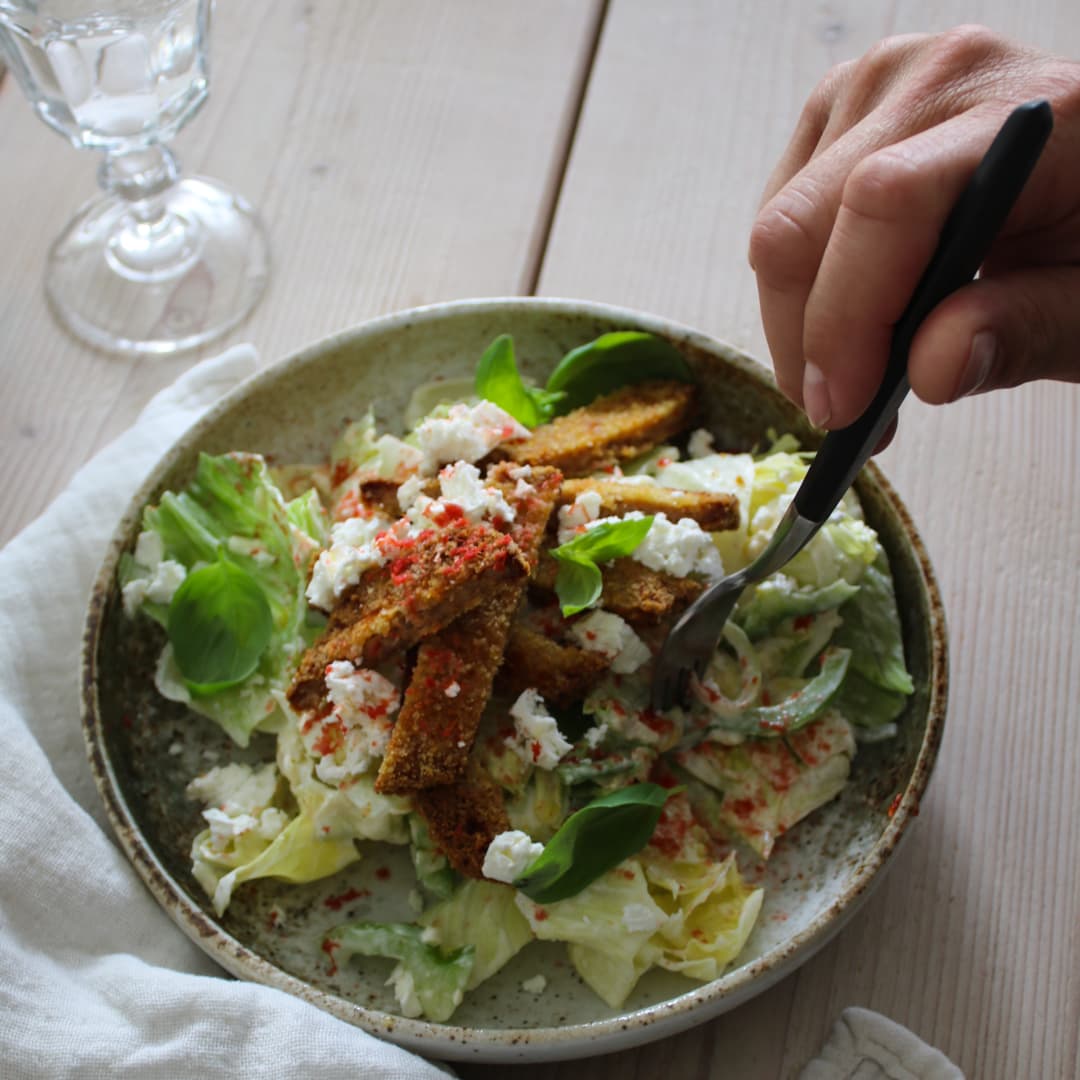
xmin=842 ymin=149 xmax=925 ymax=222
xmin=749 ymin=186 xmax=824 ymax=288
xmin=931 ymin=24 xmax=1004 ymax=69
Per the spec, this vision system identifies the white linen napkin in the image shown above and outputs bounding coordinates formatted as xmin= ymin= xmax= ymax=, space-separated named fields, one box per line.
xmin=800 ymin=1007 xmax=964 ymax=1079
xmin=0 ymin=347 xmax=452 ymax=1079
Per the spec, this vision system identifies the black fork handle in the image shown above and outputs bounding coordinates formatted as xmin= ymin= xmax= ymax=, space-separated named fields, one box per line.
xmin=793 ymin=99 xmax=1054 ymax=524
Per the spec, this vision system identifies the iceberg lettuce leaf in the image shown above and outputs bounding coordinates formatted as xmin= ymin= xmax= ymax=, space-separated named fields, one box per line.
xmin=328 ymin=922 xmax=474 ymax=1022
xmin=834 ymin=557 xmax=914 ymax=695
xmin=515 ymin=859 xmax=667 ymax=1007
xmin=674 ymin=711 xmax=855 ymax=857
xmin=420 ymin=879 xmax=533 ymax=990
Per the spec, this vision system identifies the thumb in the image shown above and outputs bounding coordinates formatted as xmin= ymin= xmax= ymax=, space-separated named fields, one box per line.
xmin=908 ymin=265 xmax=1080 ymax=403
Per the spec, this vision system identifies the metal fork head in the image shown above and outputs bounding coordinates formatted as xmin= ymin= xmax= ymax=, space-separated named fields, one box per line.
xmin=650 ymin=575 xmax=747 ymax=712
xmin=649 ymin=501 xmax=822 ymax=713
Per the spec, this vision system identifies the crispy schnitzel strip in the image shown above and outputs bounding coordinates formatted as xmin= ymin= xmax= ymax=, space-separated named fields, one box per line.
xmin=374 ymin=581 xmax=520 ymax=793
xmin=558 ymin=477 xmax=739 ymax=532
xmin=374 ymin=465 xmax=562 ymax=794
xmin=288 ymin=521 xmax=527 ymax=711
xmin=415 ymin=766 xmax=510 ymax=880
xmin=532 ymin=551 xmax=703 ymax=627
xmin=498 ymin=380 xmax=696 ymax=477
xmin=497 ymin=623 xmax=610 ymax=707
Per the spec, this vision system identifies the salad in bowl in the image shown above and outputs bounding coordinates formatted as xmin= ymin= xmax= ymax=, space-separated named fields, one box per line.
xmin=82 ymin=300 xmax=946 ymax=1058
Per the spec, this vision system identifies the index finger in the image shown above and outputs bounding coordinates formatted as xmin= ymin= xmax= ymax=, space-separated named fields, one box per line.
xmin=801 ymin=109 xmax=1008 ymax=428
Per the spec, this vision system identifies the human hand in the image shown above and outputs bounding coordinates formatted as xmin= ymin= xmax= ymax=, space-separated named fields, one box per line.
xmin=749 ymin=25 xmax=1080 ymax=432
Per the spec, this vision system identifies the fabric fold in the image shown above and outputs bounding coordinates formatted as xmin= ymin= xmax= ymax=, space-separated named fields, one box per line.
xmin=0 ymin=346 xmax=451 ymax=1079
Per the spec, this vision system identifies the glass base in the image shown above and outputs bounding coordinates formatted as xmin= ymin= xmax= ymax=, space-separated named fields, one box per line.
xmin=45 ymin=176 xmax=269 ymax=357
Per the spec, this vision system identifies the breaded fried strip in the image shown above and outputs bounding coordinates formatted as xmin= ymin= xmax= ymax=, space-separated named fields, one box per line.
xmin=288 ymin=521 xmax=527 ymax=710
xmin=415 ymin=766 xmax=510 ymax=880
xmin=498 ymin=380 xmax=696 ymax=477
xmin=532 ymin=551 xmax=703 ymax=626
xmin=374 ymin=465 xmax=563 ymax=794
xmin=558 ymin=477 xmax=739 ymax=532
xmin=497 ymin=624 xmax=610 ymax=707
xmin=375 ymin=581 xmax=520 ymax=793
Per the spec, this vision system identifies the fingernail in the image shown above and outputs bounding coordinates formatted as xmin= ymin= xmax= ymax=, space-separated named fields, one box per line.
xmin=957 ymin=331 xmax=997 ymax=399
xmin=802 ymin=362 xmax=831 ymax=427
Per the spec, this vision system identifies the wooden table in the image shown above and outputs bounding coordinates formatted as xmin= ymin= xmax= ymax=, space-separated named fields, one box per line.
xmin=2 ymin=4 xmax=1077 ymax=1078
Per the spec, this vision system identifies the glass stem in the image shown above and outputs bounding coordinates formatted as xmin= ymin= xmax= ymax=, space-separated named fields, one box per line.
xmin=99 ymin=144 xmax=201 ymax=280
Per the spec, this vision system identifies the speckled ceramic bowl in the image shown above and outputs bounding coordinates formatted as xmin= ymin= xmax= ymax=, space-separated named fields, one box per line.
xmin=81 ymin=297 xmax=947 ymax=1064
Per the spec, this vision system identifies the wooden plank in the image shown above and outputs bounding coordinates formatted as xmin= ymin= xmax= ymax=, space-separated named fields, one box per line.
xmin=529 ymin=2 xmax=1080 ymax=1079
xmin=0 ymin=0 xmax=603 ymax=547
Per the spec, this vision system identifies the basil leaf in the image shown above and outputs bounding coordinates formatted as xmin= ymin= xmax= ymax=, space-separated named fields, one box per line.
xmin=474 ymin=334 xmax=564 ymax=427
xmin=550 ymin=517 xmax=654 ymax=615
xmin=550 ymin=554 xmax=601 ymax=615
xmin=545 ymin=332 xmax=695 ymax=413
xmin=553 ymin=516 xmax=654 ymax=564
xmin=513 ymin=783 xmax=678 ymax=903
xmin=706 ymin=647 xmax=852 ymax=737
xmin=167 ymin=557 xmax=273 ymax=692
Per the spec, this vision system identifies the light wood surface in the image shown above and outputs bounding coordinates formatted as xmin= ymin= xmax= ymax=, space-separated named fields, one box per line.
xmin=1 ymin=3 xmax=1077 ymax=1078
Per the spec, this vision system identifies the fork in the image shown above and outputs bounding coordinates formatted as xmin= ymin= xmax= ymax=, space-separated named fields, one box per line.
xmin=651 ymin=98 xmax=1054 ymax=712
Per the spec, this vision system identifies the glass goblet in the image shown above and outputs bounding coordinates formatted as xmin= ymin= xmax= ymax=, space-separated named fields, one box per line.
xmin=0 ymin=0 xmax=269 ymax=355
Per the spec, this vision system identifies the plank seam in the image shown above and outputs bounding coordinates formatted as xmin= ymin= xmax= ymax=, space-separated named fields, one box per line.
xmin=521 ymin=0 xmax=610 ymax=296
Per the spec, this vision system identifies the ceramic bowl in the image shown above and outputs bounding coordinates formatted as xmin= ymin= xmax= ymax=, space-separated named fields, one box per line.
xmin=81 ymin=297 xmax=948 ymax=1064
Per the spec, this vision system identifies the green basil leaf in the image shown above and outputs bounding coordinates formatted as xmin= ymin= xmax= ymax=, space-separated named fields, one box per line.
xmin=545 ymin=332 xmax=695 ymax=413
xmin=550 ymin=517 xmax=655 ymax=615
xmin=552 ymin=516 xmax=654 ymax=565
xmin=474 ymin=334 xmax=563 ymax=427
xmin=550 ymin=554 xmax=601 ymax=616
xmin=707 ymin=647 xmax=852 ymax=738
xmin=513 ymin=783 xmax=679 ymax=903
xmin=167 ymin=557 xmax=273 ymax=692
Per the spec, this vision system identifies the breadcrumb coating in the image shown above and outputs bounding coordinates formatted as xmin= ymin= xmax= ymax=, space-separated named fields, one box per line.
xmin=498 ymin=380 xmax=696 ymax=476
xmin=415 ymin=765 xmax=512 ymax=880
xmin=288 ymin=520 xmax=527 ymax=710
xmin=374 ymin=466 xmax=562 ymax=794
xmin=558 ymin=476 xmax=739 ymax=532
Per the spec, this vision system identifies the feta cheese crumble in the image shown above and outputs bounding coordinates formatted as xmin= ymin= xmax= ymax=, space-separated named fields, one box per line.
xmin=186 ymin=763 xmax=289 ymax=855
xmin=482 ymin=829 xmax=544 ymax=884
xmin=302 ymin=661 xmax=401 ymax=784
xmin=415 ymin=400 xmax=528 ymax=474
xmin=687 ymin=428 xmax=716 ymax=459
xmin=408 ymin=461 xmax=515 ymax=528
xmin=583 ymin=511 xmax=724 ymax=580
xmin=557 ymin=489 xmax=603 ymax=544
xmin=569 ymin=610 xmax=651 ymax=674
xmin=310 ymin=460 xmax=519 ymax=611
xmin=306 ymin=512 xmax=394 ymax=611
xmin=506 ymin=689 xmax=573 ymax=769
xmin=121 ymin=529 xmax=187 ymax=616
xmin=521 ymin=975 xmax=547 ymax=994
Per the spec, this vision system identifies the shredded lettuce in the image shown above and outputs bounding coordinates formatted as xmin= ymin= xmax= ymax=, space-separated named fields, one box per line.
xmin=640 ymin=846 xmax=763 ymax=982
xmin=736 ymin=575 xmax=860 ymax=641
xmin=834 ymin=556 xmax=915 ymax=696
xmin=327 ymin=922 xmax=474 ymax=1022
xmin=420 ymin=879 xmax=533 ymax=990
xmin=408 ymin=815 xmax=459 ymax=900
xmin=515 ymin=859 xmax=667 ymax=1008
xmin=195 ymin=811 xmax=360 ymax=917
xmin=505 ymin=768 xmax=568 ymax=841
xmin=675 ymin=711 xmax=855 ymax=857
xmin=122 ymin=453 xmax=326 ymax=746
xmin=276 ymin=712 xmax=410 ymax=844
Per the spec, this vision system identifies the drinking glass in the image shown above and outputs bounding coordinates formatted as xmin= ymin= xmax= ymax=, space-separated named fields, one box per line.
xmin=0 ymin=0 xmax=269 ymax=355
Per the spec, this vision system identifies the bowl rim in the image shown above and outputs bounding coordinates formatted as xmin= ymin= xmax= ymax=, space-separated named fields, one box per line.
xmin=80 ymin=296 xmax=948 ymax=1063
